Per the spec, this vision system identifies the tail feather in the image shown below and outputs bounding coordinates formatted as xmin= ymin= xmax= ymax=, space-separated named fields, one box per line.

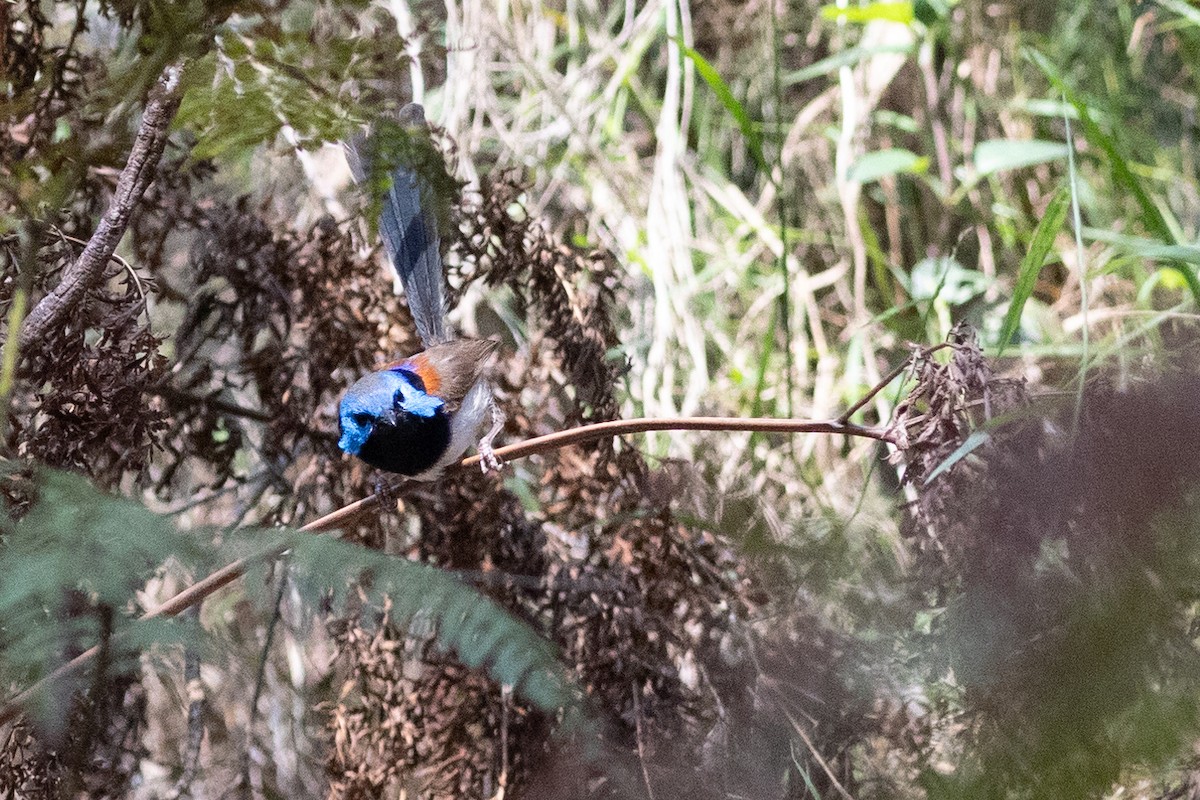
xmin=344 ymin=104 xmax=449 ymax=346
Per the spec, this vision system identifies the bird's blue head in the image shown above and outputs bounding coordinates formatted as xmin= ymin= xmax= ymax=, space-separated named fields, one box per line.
xmin=338 ymin=368 xmax=445 ymax=456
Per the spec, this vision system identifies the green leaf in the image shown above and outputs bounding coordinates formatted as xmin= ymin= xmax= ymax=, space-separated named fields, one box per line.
xmin=820 ymin=2 xmax=915 ymax=25
xmin=0 ymin=470 xmax=214 ymax=730
xmin=847 ymin=148 xmax=929 ymax=183
xmin=174 ymin=34 xmax=362 ymax=162
xmin=0 ymin=471 xmax=208 ymax=619
xmin=784 ymin=43 xmax=914 ymax=85
xmin=1027 ymin=49 xmax=1200 ymax=305
xmin=1027 ymin=52 xmax=1171 ymax=242
xmin=998 ymin=187 xmax=1070 ymax=355
xmin=1086 ymin=228 xmax=1200 ymax=301
xmin=287 ymin=533 xmax=580 ymax=716
xmin=1083 ymin=228 xmax=1200 ymax=266
xmin=913 ymin=0 xmax=951 ymax=25
xmin=1156 ymin=0 xmax=1200 ymax=27
xmin=973 ymin=139 xmax=1070 ymax=177
xmin=677 ymin=41 xmax=767 ymax=174
xmin=908 ymin=257 xmax=989 ymax=305
xmin=175 ymin=53 xmax=286 ymax=159
xmin=1 ymin=470 xmax=582 ymax=735
xmin=924 ymin=409 xmax=1033 ymax=485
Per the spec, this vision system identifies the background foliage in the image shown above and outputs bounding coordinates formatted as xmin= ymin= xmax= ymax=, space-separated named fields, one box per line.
xmin=2 ymin=0 xmax=1200 ymax=798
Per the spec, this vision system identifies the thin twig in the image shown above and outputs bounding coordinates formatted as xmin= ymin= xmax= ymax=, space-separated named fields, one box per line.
xmin=631 ymin=681 xmax=656 ymax=800
xmin=170 ymin=607 xmax=204 ymax=799
xmin=778 ymin=700 xmax=856 ymax=800
xmin=65 ymin=604 xmax=112 ymax=792
xmin=19 ymin=61 xmax=185 ymax=350
xmin=0 ymin=224 xmax=40 ymax=449
xmin=51 ymin=228 xmax=149 ymax=311
xmin=249 ymin=571 xmax=289 ymax=723
xmin=462 ymin=414 xmax=895 ymax=471
xmin=153 ymin=387 xmax=275 ymax=424
xmin=0 ymin=559 xmax=258 ymax=727
xmin=1064 ymin=95 xmax=1089 ymax=433
xmin=494 ymin=685 xmax=511 ymax=800
xmin=838 ymin=341 xmax=952 ymax=424
xmin=241 ymin=570 xmax=289 ymax=796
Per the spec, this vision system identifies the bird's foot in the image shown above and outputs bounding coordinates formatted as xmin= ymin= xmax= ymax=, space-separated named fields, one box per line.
xmin=479 ymin=446 xmax=502 ymax=473
xmin=478 ymin=399 xmax=506 ymax=473
xmin=374 ymin=474 xmax=401 ymax=511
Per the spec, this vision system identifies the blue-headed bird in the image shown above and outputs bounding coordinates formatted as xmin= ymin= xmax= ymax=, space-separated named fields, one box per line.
xmin=338 ymin=104 xmax=502 ymax=480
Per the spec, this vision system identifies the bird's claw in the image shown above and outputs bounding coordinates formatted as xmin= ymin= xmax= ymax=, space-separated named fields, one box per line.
xmin=479 ymin=445 xmax=503 ymax=473
xmin=477 ymin=398 xmax=506 ymax=473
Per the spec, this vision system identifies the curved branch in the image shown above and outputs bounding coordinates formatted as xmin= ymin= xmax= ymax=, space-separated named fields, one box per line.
xmin=0 ymin=413 xmax=894 ymax=728
xmin=465 ymin=414 xmax=893 ymax=468
xmin=18 ymin=62 xmax=185 ymax=350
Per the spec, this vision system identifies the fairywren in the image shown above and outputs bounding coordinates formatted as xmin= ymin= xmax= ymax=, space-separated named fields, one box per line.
xmin=338 ymin=104 xmax=502 ymax=480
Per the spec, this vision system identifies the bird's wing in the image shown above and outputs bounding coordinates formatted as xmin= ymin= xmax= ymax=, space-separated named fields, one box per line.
xmin=344 ymin=104 xmax=449 ymax=346
xmin=384 ymin=339 xmax=499 ymax=404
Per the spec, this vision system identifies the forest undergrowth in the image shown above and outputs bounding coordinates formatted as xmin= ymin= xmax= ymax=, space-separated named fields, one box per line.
xmin=2 ymin=1 xmax=1200 ymax=798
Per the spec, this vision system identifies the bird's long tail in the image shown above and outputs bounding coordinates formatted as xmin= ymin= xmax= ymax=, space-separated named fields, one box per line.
xmin=344 ymin=104 xmax=449 ymax=346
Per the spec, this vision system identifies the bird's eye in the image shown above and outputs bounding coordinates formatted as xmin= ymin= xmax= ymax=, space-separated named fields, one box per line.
xmin=352 ymin=412 xmax=373 ymax=427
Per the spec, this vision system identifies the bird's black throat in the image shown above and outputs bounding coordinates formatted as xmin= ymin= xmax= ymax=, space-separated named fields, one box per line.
xmin=356 ymin=410 xmax=451 ymax=476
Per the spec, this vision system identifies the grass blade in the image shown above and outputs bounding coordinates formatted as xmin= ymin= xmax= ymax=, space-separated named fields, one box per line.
xmin=819 ymin=1 xmax=915 ymax=24
xmin=1029 ymin=49 xmax=1200 ymax=306
xmin=677 ymin=41 xmax=767 ymax=174
xmin=997 ymin=187 xmax=1070 ymax=355
xmin=1028 ymin=50 xmax=1172 ymax=240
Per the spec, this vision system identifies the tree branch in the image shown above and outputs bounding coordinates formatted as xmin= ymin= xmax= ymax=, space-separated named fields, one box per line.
xmin=18 ymin=61 xmax=185 ymax=351
xmin=0 ymin=383 xmax=905 ymax=727
xmin=0 ymin=416 xmax=893 ymax=728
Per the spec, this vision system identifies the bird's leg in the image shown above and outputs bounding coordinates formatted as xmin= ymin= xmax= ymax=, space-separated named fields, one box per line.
xmin=478 ymin=397 xmax=505 ymax=473
xmin=374 ymin=473 xmax=401 ymax=513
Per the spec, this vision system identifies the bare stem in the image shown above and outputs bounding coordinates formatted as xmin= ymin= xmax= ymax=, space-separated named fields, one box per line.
xmin=18 ymin=61 xmax=185 ymax=351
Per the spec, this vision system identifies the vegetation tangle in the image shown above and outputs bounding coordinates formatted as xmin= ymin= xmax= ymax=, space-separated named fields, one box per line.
xmin=2 ymin=2 xmax=1200 ymax=799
